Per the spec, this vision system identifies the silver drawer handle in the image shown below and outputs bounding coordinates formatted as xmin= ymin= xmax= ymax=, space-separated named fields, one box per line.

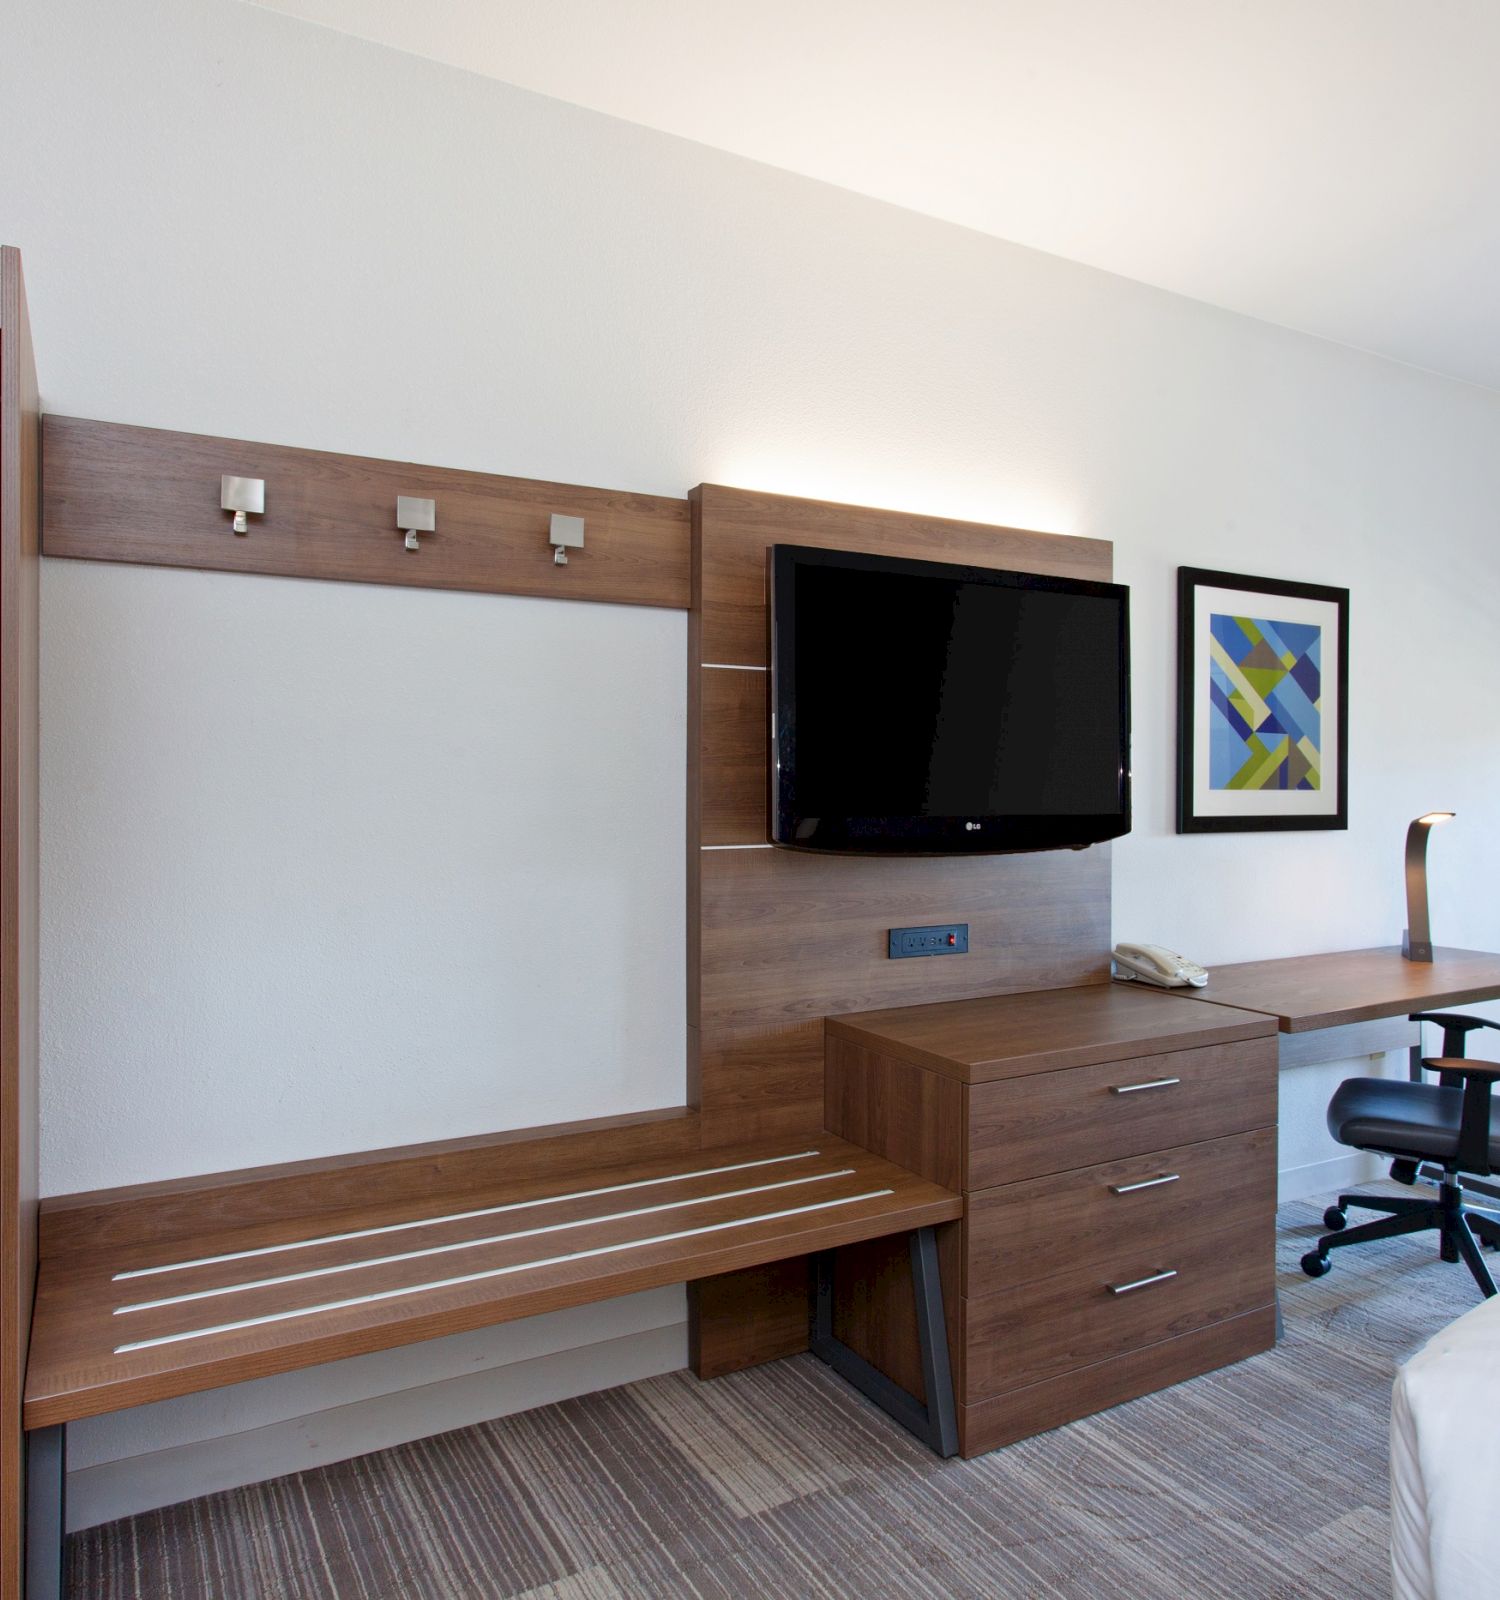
xmin=1109 ymin=1077 xmax=1181 ymax=1094
xmin=1107 ymin=1268 xmax=1178 ymax=1296
xmin=1109 ymin=1173 xmax=1181 ymax=1195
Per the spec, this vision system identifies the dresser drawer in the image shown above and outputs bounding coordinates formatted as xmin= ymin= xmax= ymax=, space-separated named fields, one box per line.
xmin=962 ymin=1220 xmax=1273 ymax=1397
xmin=967 ymin=1038 xmax=1275 ymax=1187
xmin=959 ymin=1306 xmax=1276 ymax=1457
xmin=965 ymin=1126 xmax=1274 ymax=1294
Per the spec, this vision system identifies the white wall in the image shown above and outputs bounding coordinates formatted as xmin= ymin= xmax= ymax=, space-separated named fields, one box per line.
xmin=6 ymin=0 xmax=1500 ymax=1527
xmin=40 ymin=562 xmax=685 ymax=1193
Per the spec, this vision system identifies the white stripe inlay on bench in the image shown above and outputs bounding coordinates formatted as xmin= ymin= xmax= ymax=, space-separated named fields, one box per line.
xmin=113 ymin=1189 xmax=896 ymax=1354
xmin=115 ymin=1169 xmax=857 ymax=1314
xmin=115 ymin=1150 xmax=825 ymax=1281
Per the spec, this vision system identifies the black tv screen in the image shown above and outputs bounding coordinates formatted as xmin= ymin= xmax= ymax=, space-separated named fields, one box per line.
xmin=769 ymin=545 xmax=1131 ymax=854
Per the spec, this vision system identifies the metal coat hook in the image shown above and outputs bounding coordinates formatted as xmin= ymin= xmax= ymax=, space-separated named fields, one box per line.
xmin=550 ymin=513 xmax=585 ymax=566
xmin=220 ymin=475 xmax=265 ymax=535
xmin=397 ymin=496 xmax=435 ymax=552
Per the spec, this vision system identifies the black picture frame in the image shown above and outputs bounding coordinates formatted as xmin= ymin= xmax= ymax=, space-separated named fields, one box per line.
xmin=1177 ymin=566 xmax=1349 ymax=834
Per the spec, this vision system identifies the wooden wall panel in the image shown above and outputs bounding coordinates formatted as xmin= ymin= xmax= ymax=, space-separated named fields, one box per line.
xmin=695 ymin=483 xmax=1112 ymax=668
xmin=42 ymin=416 xmax=691 ymax=611
xmin=687 ymin=480 xmax=1113 ymax=1132
xmin=699 ymin=667 xmax=768 ymax=845
xmin=696 ymin=1022 xmax=825 ymax=1148
xmin=687 ymin=483 xmax=1115 ymax=1377
xmin=699 ymin=844 xmax=1111 ymax=1034
xmin=1 ymin=244 xmax=41 ymax=1600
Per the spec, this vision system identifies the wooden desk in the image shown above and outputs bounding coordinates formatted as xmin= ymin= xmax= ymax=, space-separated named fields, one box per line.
xmin=820 ymin=946 xmax=1500 ymax=1455
xmin=1170 ymin=946 xmax=1500 ymax=1035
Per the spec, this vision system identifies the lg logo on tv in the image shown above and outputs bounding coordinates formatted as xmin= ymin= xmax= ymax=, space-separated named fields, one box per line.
xmin=965 ymin=821 xmax=981 ymax=831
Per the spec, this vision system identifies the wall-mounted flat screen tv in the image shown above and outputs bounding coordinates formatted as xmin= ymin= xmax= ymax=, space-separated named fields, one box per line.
xmin=769 ymin=545 xmax=1131 ymax=854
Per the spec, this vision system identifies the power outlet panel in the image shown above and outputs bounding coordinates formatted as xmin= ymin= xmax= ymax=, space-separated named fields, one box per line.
xmin=888 ymin=923 xmax=969 ymax=959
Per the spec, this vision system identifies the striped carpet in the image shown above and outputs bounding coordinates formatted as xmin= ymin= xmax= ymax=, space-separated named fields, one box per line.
xmin=69 ymin=1188 xmax=1483 ymax=1599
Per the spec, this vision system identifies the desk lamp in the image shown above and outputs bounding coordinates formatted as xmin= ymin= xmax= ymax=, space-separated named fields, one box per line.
xmin=1402 ymin=812 xmax=1455 ymax=962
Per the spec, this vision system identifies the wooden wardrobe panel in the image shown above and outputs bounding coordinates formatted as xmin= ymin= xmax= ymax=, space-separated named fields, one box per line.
xmin=1 ymin=244 xmax=41 ymax=1600
xmin=698 ymin=843 xmax=1111 ymax=1032
xmin=42 ymin=416 xmax=692 ymax=611
xmin=686 ymin=483 xmax=1115 ymax=1384
xmin=695 ymin=1022 xmax=825 ymax=1149
xmin=694 ymin=482 xmax=1112 ymax=667
xmin=699 ymin=667 xmax=769 ymax=846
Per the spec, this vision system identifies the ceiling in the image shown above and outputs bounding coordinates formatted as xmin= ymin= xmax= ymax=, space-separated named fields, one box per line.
xmin=251 ymin=0 xmax=1500 ymax=392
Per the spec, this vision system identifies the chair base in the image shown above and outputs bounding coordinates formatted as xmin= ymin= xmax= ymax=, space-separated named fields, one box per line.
xmin=1408 ymin=1161 xmax=1500 ymax=1248
xmin=1301 ymin=1179 xmax=1497 ymax=1299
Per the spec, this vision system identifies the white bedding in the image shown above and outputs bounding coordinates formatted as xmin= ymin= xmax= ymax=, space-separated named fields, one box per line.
xmin=1391 ymin=1290 xmax=1500 ymax=1600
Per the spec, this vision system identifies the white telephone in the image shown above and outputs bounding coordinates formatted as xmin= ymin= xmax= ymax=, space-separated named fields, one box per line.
xmin=1112 ymin=943 xmax=1209 ymax=989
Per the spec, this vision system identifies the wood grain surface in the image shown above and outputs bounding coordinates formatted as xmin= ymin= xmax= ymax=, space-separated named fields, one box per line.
xmin=825 ymin=983 xmax=1281 ymax=1454
xmin=824 ymin=1036 xmax=964 ymax=1192
xmin=698 ymin=846 xmax=1112 ymax=1036
xmin=828 ymin=982 xmax=1278 ymax=1082
xmin=965 ymin=1128 xmax=1275 ymax=1294
xmin=689 ymin=1257 xmax=811 ymax=1378
xmin=693 ymin=483 xmax=1112 ymax=668
xmin=1172 ymin=945 xmax=1500 ymax=1033
xmin=695 ymin=1022 xmax=827 ymax=1150
xmin=41 ymin=1107 xmax=702 ymax=1262
xmin=966 ymin=1038 xmax=1277 ymax=1188
xmin=42 ymin=416 xmax=691 ymax=610
xmin=1 ymin=244 xmax=41 ymax=1600
xmin=961 ymin=1219 xmax=1273 ymax=1398
xmin=699 ymin=666 xmax=770 ymax=845
xmin=829 ymin=1232 xmax=927 ymax=1404
xmin=958 ymin=1305 xmax=1276 ymax=1457
xmin=685 ymin=483 xmax=1119 ymax=1377
xmin=26 ymin=1135 xmax=961 ymax=1429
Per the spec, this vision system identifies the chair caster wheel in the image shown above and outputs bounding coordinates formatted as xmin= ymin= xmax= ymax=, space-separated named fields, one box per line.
xmin=1323 ymin=1207 xmax=1347 ymax=1231
xmin=1301 ymin=1251 xmax=1331 ymax=1278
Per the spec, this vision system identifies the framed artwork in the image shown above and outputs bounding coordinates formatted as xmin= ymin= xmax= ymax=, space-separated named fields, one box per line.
xmin=1177 ymin=566 xmax=1349 ymax=833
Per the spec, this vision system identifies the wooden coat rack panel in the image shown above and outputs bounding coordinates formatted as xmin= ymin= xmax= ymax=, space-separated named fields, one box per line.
xmin=41 ymin=416 xmax=692 ymax=610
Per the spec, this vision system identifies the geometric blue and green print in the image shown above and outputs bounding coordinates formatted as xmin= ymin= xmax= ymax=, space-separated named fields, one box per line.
xmin=1208 ymin=613 xmax=1322 ymax=791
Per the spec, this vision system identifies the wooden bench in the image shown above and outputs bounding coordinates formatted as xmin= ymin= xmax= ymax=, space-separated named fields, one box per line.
xmin=22 ymin=1118 xmax=962 ymax=1598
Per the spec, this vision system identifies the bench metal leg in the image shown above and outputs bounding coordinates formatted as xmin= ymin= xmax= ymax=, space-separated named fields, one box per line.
xmin=810 ymin=1227 xmax=959 ymax=1458
xmin=26 ymin=1423 xmax=66 ymax=1600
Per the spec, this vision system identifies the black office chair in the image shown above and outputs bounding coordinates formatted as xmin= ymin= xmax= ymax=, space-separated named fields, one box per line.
xmin=1399 ymin=1012 xmax=1500 ymax=1248
xmin=1301 ymin=1018 xmax=1500 ymax=1298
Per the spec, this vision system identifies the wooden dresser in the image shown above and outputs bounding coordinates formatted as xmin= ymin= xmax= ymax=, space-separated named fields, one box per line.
xmin=825 ymin=983 xmax=1281 ymax=1456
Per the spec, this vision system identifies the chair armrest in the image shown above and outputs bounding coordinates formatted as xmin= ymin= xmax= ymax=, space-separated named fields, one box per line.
xmin=1409 ymin=1013 xmax=1500 ymax=1031
xmin=1411 ymin=1012 xmax=1500 ymax=1060
xmin=1424 ymin=1057 xmax=1500 ymax=1080
xmin=1426 ymin=1057 xmax=1500 ymax=1176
